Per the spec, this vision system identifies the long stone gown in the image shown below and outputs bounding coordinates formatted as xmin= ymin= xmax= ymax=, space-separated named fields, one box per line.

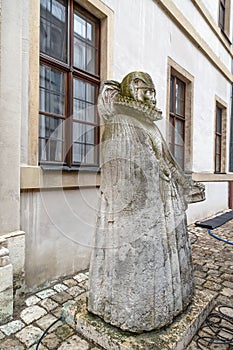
xmin=87 ymin=78 xmax=205 ymax=333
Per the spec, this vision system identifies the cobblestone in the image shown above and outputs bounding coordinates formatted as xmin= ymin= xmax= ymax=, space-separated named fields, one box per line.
xmin=0 ymin=219 xmax=232 ymax=349
xmin=0 ymin=319 xmax=25 ymax=336
xmin=57 ymin=335 xmax=89 ymax=350
xmin=15 ymin=325 xmax=43 ymax=347
xmin=39 ymin=297 xmax=59 ymax=312
xmin=20 ymin=305 xmax=47 ymax=324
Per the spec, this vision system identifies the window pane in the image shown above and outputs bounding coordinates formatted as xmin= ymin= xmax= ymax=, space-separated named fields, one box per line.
xmin=216 ymin=135 xmax=221 ymax=155
xmin=215 ymin=154 xmax=221 ymax=172
xmin=175 ymin=119 xmax=184 ymax=146
xmin=73 ymin=123 xmax=95 ymax=145
xmin=216 ymin=107 xmax=222 ymax=133
xmin=170 ymin=76 xmax=174 ymax=113
xmin=175 ymin=80 xmax=185 ymax=116
xmin=40 ymin=0 xmax=67 ymax=62
xmin=73 ymin=11 xmax=98 ymax=75
xmin=39 ymin=65 xmax=65 ymax=116
xmin=73 ymin=78 xmax=96 ymax=123
xmin=39 ymin=115 xmax=64 ymax=162
xmin=174 ymin=145 xmax=184 ymax=169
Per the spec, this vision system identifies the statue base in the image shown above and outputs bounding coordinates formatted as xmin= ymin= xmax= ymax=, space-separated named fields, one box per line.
xmin=63 ymin=290 xmax=215 ymax=350
xmin=63 ymin=289 xmax=216 ymax=350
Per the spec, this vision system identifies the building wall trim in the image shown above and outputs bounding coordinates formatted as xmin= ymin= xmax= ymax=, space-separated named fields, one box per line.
xmin=154 ymin=0 xmax=233 ymax=82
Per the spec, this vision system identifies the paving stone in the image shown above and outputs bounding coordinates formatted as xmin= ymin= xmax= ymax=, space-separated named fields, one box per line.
xmin=51 ymin=306 xmax=62 ymax=318
xmin=42 ymin=332 xmax=61 ymax=349
xmin=20 ymin=305 xmax=47 ymax=324
xmin=51 ymin=291 xmax=72 ymax=304
xmin=73 ymin=273 xmax=88 ymax=283
xmin=53 ymin=284 xmax=68 ymax=292
xmin=220 ymin=287 xmax=233 ymax=298
xmin=203 ymin=281 xmax=222 ymax=292
xmin=15 ymin=325 xmax=43 ymax=347
xmin=221 ymin=273 xmax=233 ymax=283
xmin=0 ymin=330 xmax=5 ymax=340
xmin=39 ymin=298 xmax=59 ymax=312
xmin=0 ymin=338 xmax=25 ymax=350
xmin=66 ymin=285 xmax=85 ymax=298
xmin=55 ymin=324 xmax=74 ymax=341
xmin=36 ymin=289 xmax=57 ymax=300
xmin=194 ymin=277 xmax=205 ymax=286
xmin=36 ymin=314 xmax=62 ymax=332
xmin=0 ymin=319 xmax=25 ymax=336
xmin=222 ymin=280 xmax=233 ymax=289
xmin=57 ymin=335 xmax=89 ymax=350
xmin=30 ymin=344 xmax=48 ymax=350
xmin=62 ymin=279 xmax=78 ymax=288
xmin=25 ymin=295 xmax=41 ymax=306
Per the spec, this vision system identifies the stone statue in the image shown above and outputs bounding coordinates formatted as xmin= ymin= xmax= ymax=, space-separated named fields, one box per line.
xmin=87 ymin=72 xmax=205 ymax=333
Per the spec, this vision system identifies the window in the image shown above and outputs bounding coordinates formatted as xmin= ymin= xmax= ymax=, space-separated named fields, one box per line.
xmin=39 ymin=0 xmax=100 ymax=166
xmin=218 ymin=0 xmax=231 ymax=36
xmin=219 ymin=0 xmax=226 ymax=31
xmin=214 ymin=101 xmax=227 ymax=173
xmin=169 ymin=74 xmax=186 ymax=169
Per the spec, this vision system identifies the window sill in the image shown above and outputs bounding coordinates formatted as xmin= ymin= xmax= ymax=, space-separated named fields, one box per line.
xmin=40 ymin=164 xmax=100 ymax=173
xmin=20 ymin=165 xmax=100 ymax=190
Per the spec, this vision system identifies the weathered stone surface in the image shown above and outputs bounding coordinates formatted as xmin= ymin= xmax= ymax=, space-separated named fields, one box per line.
xmin=0 ymin=287 xmax=13 ymax=324
xmin=57 ymin=335 xmax=89 ymax=350
xmin=25 ymin=295 xmax=40 ymax=306
xmin=36 ymin=288 xmax=57 ymax=299
xmin=51 ymin=291 xmax=72 ymax=304
xmin=53 ymin=284 xmax=68 ymax=292
xmin=65 ymin=289 xmax=215 ymax=350
xmin=15 ymin=325 xmax=43 ymax=347
xmin=55 ymin=324 xmax=74 ymax=341
xmin=88 ymin=72 xmax=205 ymax=332
xmin=42 ymin=332 xmax=61 ymax=349
xmin=36 ymin=314 xmax=61 ymax=331
xmin=0 ymin=338 xmax=25 ymax=350
xmin=0 ymin=264 xmax=12 ymax=293
xmin=20 ymin=305 xmax=47 ymax=324
xmin=0 ymin=330 xmax=5 ymax=340
xmin=63 ymin=278 xmax=78 ymax=288
xmin=0 ymin=319 xmax=25 ymax=335
xmin=39 ymin=298 xmax=59 ymax=312
xmin=66 ymin=286 xmax=84 ymax=298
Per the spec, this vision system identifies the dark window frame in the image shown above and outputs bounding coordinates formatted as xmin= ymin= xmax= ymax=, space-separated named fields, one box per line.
xmin=39 ymin=0 xmax=101 ymax=168
xmin=169 ymin=74 xmax=186 ymax=170
xmin=215 ymin=105 xmax=223 ymax=173
xmin=219 ymin=0 xmax=226 ymax=32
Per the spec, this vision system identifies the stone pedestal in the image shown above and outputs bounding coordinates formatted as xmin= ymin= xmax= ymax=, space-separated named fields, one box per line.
xmin=63 ymin=290 xmax=215 ymax=350
xmin=0 ymin=239 xmax=13 ymax=324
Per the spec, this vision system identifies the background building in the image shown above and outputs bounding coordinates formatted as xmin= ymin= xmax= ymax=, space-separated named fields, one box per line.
xmin=0 ymin=0 xmax=233 ymax=319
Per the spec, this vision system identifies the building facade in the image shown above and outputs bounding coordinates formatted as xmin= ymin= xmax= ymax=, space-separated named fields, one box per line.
xmin=0 ymin=0 xmax=233 ymax=319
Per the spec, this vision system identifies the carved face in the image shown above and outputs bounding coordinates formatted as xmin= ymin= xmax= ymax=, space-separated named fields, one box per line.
xmin=134 ymin=84 xmax=156 ymax=106
xmin=120 ymin=72 xmax=157 ymax=107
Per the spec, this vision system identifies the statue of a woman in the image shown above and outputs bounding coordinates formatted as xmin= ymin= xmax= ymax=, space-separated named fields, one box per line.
xmin=87 ymin=72 xmax=205 ymax=333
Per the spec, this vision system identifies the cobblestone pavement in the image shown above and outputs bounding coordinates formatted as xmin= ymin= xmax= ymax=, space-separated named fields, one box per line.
xmin=0 ymin=218 xmax=232 ymax=350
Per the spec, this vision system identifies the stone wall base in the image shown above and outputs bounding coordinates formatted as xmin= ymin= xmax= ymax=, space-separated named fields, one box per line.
xmin=0 ymin=239 xmax=13 ymax=324
xmin=63 ymin=290 xmax=216 ymax=350
xmin=1 ymin=231 xmax=25 ymax=307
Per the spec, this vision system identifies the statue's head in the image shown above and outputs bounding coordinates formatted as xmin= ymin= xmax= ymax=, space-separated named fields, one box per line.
xmin=120 ymin=71 xmax=157 ymax=107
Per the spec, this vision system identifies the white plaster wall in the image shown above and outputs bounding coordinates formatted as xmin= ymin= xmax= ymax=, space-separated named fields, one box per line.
xmin=101 ymin=0 xmax=231 ymax=215
xmin=0 ymin=0 xmax=22 ymax=233
xmin=102 ymin=0 xmax=231 ymax=170
xmin=21 ymin=188 xmax=99 ymax=290
xmin=172 ymin=0 xmax=231 ymax=68
xmin=187 ymin=182 xmax=229 ymax=224
xmin=20 ymin=0 xmax=29 ymax=165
